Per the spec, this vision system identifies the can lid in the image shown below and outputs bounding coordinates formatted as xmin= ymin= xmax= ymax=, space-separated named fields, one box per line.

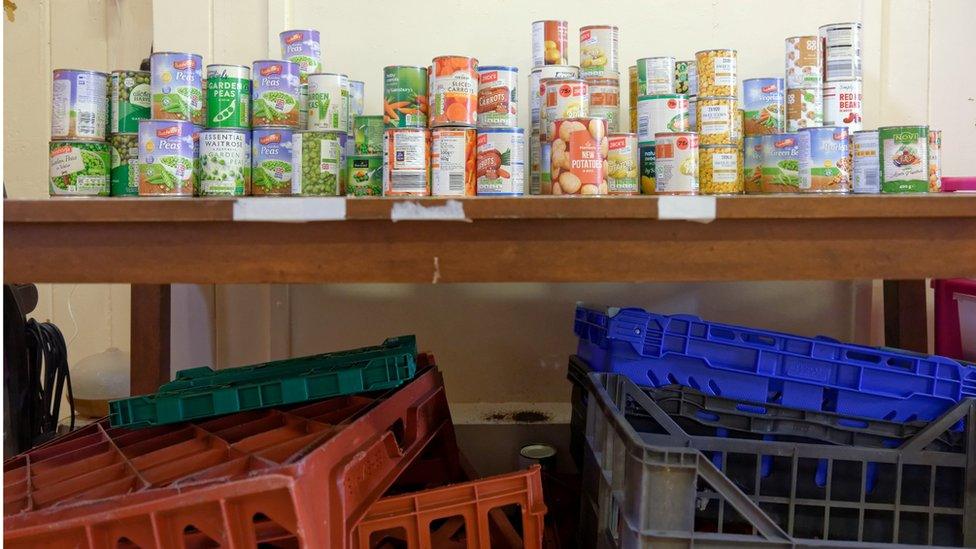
xmin=877 ymin=125 xmax=929 ymax=131
xmin=253 ymin=59 xmax=299 ymax=66
xmin=636 ymin=56 xmax=676 ymax=62
xmin=111 ymin=69 xmax=150 ymax=75
xmin=200 ymin=128 xmax=249 ymax=133
xmin=252 ymin=125 xmax=296 ymax=130
xmin=700 ymin=143 xmax=739 ymax=149
xmin=519 ymin=443 xmax=556 ymax=460
xmin=279 ymin=28 xmax=319 ymax=36
xmin=531 ymin=19 xmax=567 ymax=25
xmin=655 ymin=131 xmax=697 ymax=137
xmin=637 ymin=93 xmax=690 ymax=100
xmin=695 ymin=49 xmax=737 ymax=55
xmin=799 ymin=125 xmax=849 ymax=132
xmin=295 ymin=129 xmax=348 ymax=134
xmin=696 ymin=95 xmax=738 ymax=101
xmin=477 ymin=127 xmax=525 ymax=133
xmin=384 ymin=64 xmax=429 ymax=72
xmin=151 ymin=51 xmax=203 ymax=57
xmin=307 ymin=72 xmax=349 ymax=78
xmin=609 ymin=132 xmax=639 ymax=138
xmin=785 ymin=35 xmax=819 ymax=41
xmin=580 ymin=24 xmax=618 ymax=30
xmin=742 ymin=77 xmax=784 ymax=84
xmin=819 ymin=22 xmax=862 ymax=29
xmin=432 ymin=55 xmax=478 ymax=63
xmin=584 ymin=72 xmax=621 ymax=82
xmin=478 ymin=65 xmax=519 ymax=72
xmin=206 ymin=63 xmax=250 ymax=70
xmin=53 ymin=68 xmax=110 ymax=77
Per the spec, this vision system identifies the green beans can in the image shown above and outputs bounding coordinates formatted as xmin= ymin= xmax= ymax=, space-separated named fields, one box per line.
xmin=110 ymin=133 xmax=139 ymax=196
xmin=383 ymin=65 xmax=428 ymax=128
xmin=49 ymin=140 xmax=110 ymax=196
xmin=353 ymin=115 xmax=384 ymax=155
xmin=346 ymin=155 xmax=383 ymax=196
xmin=111 ymin=70 xmax=150 ymax=133
xmin=206 ymin=64 xmax=250 ymax=129
xmin=291 ymin=130 xmax=347 ymax=195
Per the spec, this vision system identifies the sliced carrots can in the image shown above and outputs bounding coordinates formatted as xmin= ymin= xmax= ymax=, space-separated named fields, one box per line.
xmin=383 ymin=65 xmax=428 ymax=128
xmin=431 ymin=127 xmax=476 ymax=196
xmin=430 ymin=56 xmax=479 ymax=128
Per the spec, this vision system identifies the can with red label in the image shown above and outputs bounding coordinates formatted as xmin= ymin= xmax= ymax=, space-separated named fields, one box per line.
xmin=532 ymin=20 xmax=568 ymax=66
xmin=430 ymin=55 xmax=478 ymax=128
xmin=431 ymin=127 xmax=476 ymax=196
xmin=549 ymin=117 xmax=608 ymax=196
xmin=477 ymin=66 xmax=518 ymax=128
xmin=822 ymin=79 xmax=862 ymax=131
xmin=543 ymin=79 xmax=589 ymax=141
xmin=606 ymin=133 xmax=638 ymax=194
xmin=531 ymin=65 xmax=579 ymax=132
xmin=477 ymin=128 xmax=525 ymax=195
xmin=654 ymin=132 xmax=699 ymax=195
xmin=383 ymin=127 xmax=430 ymax=196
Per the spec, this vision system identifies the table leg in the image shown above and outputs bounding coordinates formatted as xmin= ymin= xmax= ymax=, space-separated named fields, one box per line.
xmin=883 ymin=280 xmax=928 ymax=353
xmin=130 ymin=284 xmax=171 ymax=395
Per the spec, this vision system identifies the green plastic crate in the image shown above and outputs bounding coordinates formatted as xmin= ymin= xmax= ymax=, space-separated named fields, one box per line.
xmin=109 ymin=335 xmax=417 ymax=428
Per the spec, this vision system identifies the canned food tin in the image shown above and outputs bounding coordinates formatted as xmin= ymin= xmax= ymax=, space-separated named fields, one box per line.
xmin=695 ymin=49 xmax=737 ymax=97
xmin=688 ymin=96 xmax=697 ymax=133
xmin=786 ymin=88 xmax=823 ymax=131
xmin=636 ymin=94 xmax=689 ymax=144
xmin=383 ymin=65 xmax=429 ymax=128
xmin=636 ymin=57 xmax=675 ymax=95
xmin=252 ymin=60 xmax=301 ymax=128
xmin=580 ymin=25 xmax=618 ymax=77
xmin=477 ymin=128 xmax=525 ymax=195
xmin=292 ymin=130 xmax=347 ymax=195
xmin=200 ymin=78 xmax=207 ymax=125
xmin=742 ymin=78 xmax=785 ymax=136
xmin=851 ymin=130 xmax=879 ymax=194
xmin=586 ymin=75 xmax=620 ymax=132
xmin=198 ymin=129 xmax=250 ymax=196
xmin=639 ymin=144 xmax=656 ymax=194
xmin=654 ymin=132 xmax=699 ymax=195
xmin=111 ymin=70 xmax=150 ymax=134
xmin=353 ymin=115 xmax=384 ymax=155
xmin=760 ymin=133 xmax=800 ymax=193
xmin=735 ymin=108 xmax=744 ymax=145
xmin=798 ymin=126 xmax=850 ymax=193
xmin=695 ymin=96 xmax=736 ymax=145
xmin=110 ymin=133 xmax=139 ymax=196
xmin=606 ymin=133 xmax=639 ymax=194
xmin=628 ymin=65 xmax=638 ymax=131
xmin=279 ymin=29 xmax=322 ymax=83
xmin=346 ymin=155 xmax=383 ymax=196
xmin=205 ymin=65 xmax=250 ymax=129
xmin=477 ymin=66 xmax=518 ymax=128
xmin=52 ymin=69 xmax=109 ymax=140
xmin=531 ymin=65 xmax=580 ymax=131
xmin=532 ymin=20 xmax=568 ymax=66
xmin=431 ymin=127 xmax=476 ymax=196
xmin=430 ymin=56 xmax=478 ymax=127
xmin=49 ymin=140 xmax=110 ymax=196
xmin=298 ymin=84 xmax=308 ymax=130
xmin=699 ymin=144 xmax=742 ymax=194
xmin=543 ymin=79 xmax=589 ymax=140
xmin=785 ymin=36 xmax=822 ymax=89
xmin=383 ymin=128 xmax=430 ymax=196
xmin=820 ymin=22 xmax=862 ymax=82
xmin=675 ymin=60 xmax=697 ymax=96
xmin=252 ymin=128 xmax=294 ymax=195
xmin=879 ymin=125 xmax=928 ymax=193
xmin=348 ymin=80 xmax=365 ymax=131
xmin=150 ymin=52 xmax=204 ymax=125
xmin=307 ymin=72 xmax=349 ymax=131
xmin=823 ymin=79 xmax=862 ymax=131
xmin=138 ymin=119 xmax=197 ymax=196
xmin=549 ymin=118 xmax=608 ymax=195
xmin=529 ymin=130 xmax=542 ymax=194
xmin=742 ymin=136 xmax=763 ymax=193
xmin=540 ymin=140 xmax=553 ymax=194
xmin=929 ymin=130 xmax=942 ymax=192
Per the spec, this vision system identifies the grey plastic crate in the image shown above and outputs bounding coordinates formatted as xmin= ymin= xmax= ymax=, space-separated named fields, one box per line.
xmin=578 ymin=363 xmax=976 ymax=548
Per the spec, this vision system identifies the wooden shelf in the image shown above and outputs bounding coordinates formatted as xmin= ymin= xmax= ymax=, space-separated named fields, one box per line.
xmin=6 ymin=195 xmax=976 ymax=283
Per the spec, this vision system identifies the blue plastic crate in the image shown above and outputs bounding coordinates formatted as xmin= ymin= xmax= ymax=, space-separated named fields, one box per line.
xmin=574 ymin=306 xmax=976 ymax=424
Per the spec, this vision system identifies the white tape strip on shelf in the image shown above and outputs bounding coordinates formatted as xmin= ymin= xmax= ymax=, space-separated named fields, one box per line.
xmin=390 ymin=199 xmax=469 ymax=222
xmin=657 ymin=195 xmax=717 ymax=223
xmin=232 ymin=197 xmax=347 ymax=221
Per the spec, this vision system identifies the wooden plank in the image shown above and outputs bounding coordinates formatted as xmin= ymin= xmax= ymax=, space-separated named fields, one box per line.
xmin=883 ymin=280 xmax=929 ymax=353
xmin=129 ymin=284 xmax=171 ymax=395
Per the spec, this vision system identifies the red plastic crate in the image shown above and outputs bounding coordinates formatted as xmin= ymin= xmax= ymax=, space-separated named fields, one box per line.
xmin=4 ymin=356 xmax=457 ymax=548
xmin=354 ymin=466 xmax=547 ymax=549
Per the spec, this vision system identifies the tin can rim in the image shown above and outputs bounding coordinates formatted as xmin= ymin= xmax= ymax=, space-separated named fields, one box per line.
xmin=695 ymin=49 xmax=738 ymax=55
xmin=823 ymin=78 xmax=864 ymax=85
xmin=819 ymin=22 xmax=863 ymax=29
xmin=349 ymin=79 xmax=365 ymax=85
xmin=279 ymin=28 xmax=320 ymax=36
xmin=531 ymin=19 xmax=567 ymax=25
xmin=852 ymin=129 xmax=879 ymax=135
xmin=431 ymin=126 xmax=477 ymax=132
xmin=307 ymin=72 xmax=349 ymax=78
xmin=700 ymin=143 xmax=740 ymax=149
xmin=151 ymin=51 xmax=203 ymax=58
xmin=384 ymin=65 xmax=429 ymax=72
xmin=655 ymin=131 xmax=697 ymax=137
xmin=53 ymin=68 xmax=110 ymax=77
xmin=206 ymin=63 xmax=250 ymax=70
xmin=49 ymin=139 xmax=111 ymax=145
xmin=477 ymin=127 xmax=525 ymax=133
xmin=742 ymin=77 xmax=784 ymax=83
xmin=636 ymin=56 xmax=676 ymax=62
xmin=295 ymin=129 xmax=348 ymax=134
xmin=432 ymin=55 xmax=478 ymax=63
xmin=877 ymin=125 xmax=929 ymax=131
xmin=252 ymin=125 xmax=296 ymax=130
xmin=252 ymin=59 xmax=299 ymax=66
xmin=139 ymin=119 xmax=197 ymax=125
xmin=532 ymin=65 xmax=581 ymax=76
xmin=638 ymin=93 xmax=691 ymax=100
xmin=785 ymin=35 xmax=820 ymax=41
xmin=200 ymin=128 xmax=250 ymax=133
xmin=580 ymin=24 xmax=618 ymax=31
xmin=584 ymin=73 xmax=620 ymax=82
xmin=384 ymin=127 xmax=430 ymax=132
xmin=543 ymin=78 xmax=587 ymax=85
xmin=609 ymin=132 xmax=639 ymax=138
xmin=798 ymin=125 xmax=850 ymax=132
xmin=696 ymin=95 xmax=738 ymax=101
xmin=479 ymin=65 xmax=519 ymax=72
xmin=111 ymin=69 xmax=150 ymax=75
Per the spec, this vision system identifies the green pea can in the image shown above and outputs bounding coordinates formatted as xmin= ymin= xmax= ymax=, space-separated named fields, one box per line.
xmin=206 ymin=64 xmax=250 ymax=129
xmin=879 ymin=125 xmax=929 ymax=193
xmin=291 ymin=130 xmax=347 ymax=195
xmin=110 ymin=70 xmax=150 ymax=133
xmin=353 ymin=115 xmax=384 ymax=155
xmin=109 ymin=133 xmax=139 ymax=196
xmin=383 ymin=65 xmax=428 ymax=128
xmin=346 ymin=155 xmax=383 ymax=196
xmin=49 ymin=140 xmax=110 ymax=196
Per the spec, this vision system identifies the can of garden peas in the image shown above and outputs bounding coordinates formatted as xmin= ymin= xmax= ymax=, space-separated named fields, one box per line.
xmin=205 ymin=64 xmax=250 ymax=129
xmin=291 ymin=129 xmax=347 ymax=195
xmin=198 ymin=129 xmax=251 ymax=196
xmin=109 ymin=133 xmax=139 ymax=196
xmin=110 ymin=70 xmax=150 ymax=133
xmin=49 ymin=140 xmax=110 ymax=196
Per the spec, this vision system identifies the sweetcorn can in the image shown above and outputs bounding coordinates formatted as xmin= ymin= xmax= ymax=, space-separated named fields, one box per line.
xmin=699 ymin=144 xmax=742 ymax=194
xmin=431 ymin=127 xmax=477 ymax=196
xmin=532 ymin=20 xmax=569 ymax=66
xmin=477 ymin=128 xmax=525 ymax=195
xmin=636 ymin=57 xmax=676 ymax=95
xmin=291 ymin=129 xmax=347 ymax=195
xmin=549 ymin=117 xmax=608 ymax=196
xmin=580 ymin=25 xmax=618 ymax=77
xmin=851 ymin=130 xmax=879 ymax=194
xmin=52 ymin=69 xmax=109 ymax=140
xmin=928 ymin=129 xmax=942 ymax=192
xmin=879 ymin=125 xmax=928 ymax=193
xmin=383 ymin=127 xmax=430 ymax=196
xmin=531 ymin=65 xmax=579 ymax=131
xmin=742 ymin=135 xmax=763 ymax=193
xmin=150 ymin=52 xmax=204 ymax=125
xmin=798 ymin=126 xmax=850 ymax=193
xmin=785 ymin=36 xmax=822 ymax=89
xmin=696 ymin=96 xmax=736 ymax=145
xmin=430 ymin=56 xmax=478 ymax=127
xmin=695 ymin=49 xmax=737 ymax=97
xmin=477 ymin=66 xmax=518 ymax=128
xmin=761 ymin=133 xmax=800 ymax=193
xmin=654 ymin=132 xmax=699 ymax=195
xmin=49 ymin=140 xmax=110 ymax=196
xmin=383 ymin=65 xmax=429 ymax=128
xmin=606 ymin=132 xmax=639 ymax=194
xmin=138 ymin=119 xmax=197 ymax=196
xmin=251 ymin=128 xmax=294 ymax=195
xmin=586 ymin=75 xmax=620 ymax=132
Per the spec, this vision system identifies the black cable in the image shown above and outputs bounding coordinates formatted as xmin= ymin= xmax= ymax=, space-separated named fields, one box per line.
xmin=24 ymin=319 xmax=73 ymax=443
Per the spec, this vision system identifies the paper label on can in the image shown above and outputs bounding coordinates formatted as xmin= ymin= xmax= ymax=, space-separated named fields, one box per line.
xmin=881 ymin=129 xmax=927 ymax=192
xmin=432 ymin=133 xmax=468 ymax=195
xmin=823 ymin=82 xmax=862 ymax=130
xmin=51 ymin=79 xmax=71 ymax=136
xmin=700 ymin=105 xmax=731 ymax=135
xmin=713 ymin=57 xmax=736 ymax=86
xmin=391 ymin=131 xmax=426 ymax=170
xmin=712 ymin=153 xmax=738 ymax=182
xmin=50 ymin=147 xmax=85 ymax=176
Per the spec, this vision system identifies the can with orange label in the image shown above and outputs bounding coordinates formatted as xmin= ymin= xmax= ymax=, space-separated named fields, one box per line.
xmin=543 ymin=79 xmax=589 ymax=141
xmin=383 ymin=127 xmax=430 ymax=196
xmin=549 ymin=117 xmax=608 ymax=196
xmin=430 ymin=56 xmax=478 ymax=128
xmin=586 ymin=75 xmax=620 ymax=132
xmin=431 ymin=127 xmax=476 ymax=196
xmin=532 ymin=20 xmax=568 ymax=66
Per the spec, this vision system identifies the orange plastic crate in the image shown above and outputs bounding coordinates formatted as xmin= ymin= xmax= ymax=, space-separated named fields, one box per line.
xmin=4 ymin=357 xmax=458 ymax=548
xmin=355 ymin=466 xmax=547 ymax=548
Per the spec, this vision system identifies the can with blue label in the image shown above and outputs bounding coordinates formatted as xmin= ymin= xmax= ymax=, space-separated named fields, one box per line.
xmin=150 ymin=52 xmax=204 ymax=125
xmin=798 ymin=126 xmax=850 ymax=193
xmin=742 ymin=78 xmax=785 ymax=136
xmin=138 ymin=119 xmax=198 ymax=196
xmin=252 ymin=128 xmax=294 ymax=195
xmin=279 ymin=29 xmax=322 ymax=83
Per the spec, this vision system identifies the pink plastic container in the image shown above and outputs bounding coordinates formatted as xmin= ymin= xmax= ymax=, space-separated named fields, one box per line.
xmin=933 ymin=278 xmax=976 ymax=361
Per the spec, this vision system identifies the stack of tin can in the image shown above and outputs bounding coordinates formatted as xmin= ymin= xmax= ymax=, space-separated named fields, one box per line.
xmin=740 ymin=77 xmax=788 ymax=193
xmin=474 ymin=64 xmax=525 ymax=196
xmin=530 ymin=20 xmax=578 ymax=195
xmin=48 ymin=69 xmax=112 ymax=197
xmin=633 ymin=56 xmax=696 ymax=195
xmin=693 ymin=49 xmax=741 ymax=194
